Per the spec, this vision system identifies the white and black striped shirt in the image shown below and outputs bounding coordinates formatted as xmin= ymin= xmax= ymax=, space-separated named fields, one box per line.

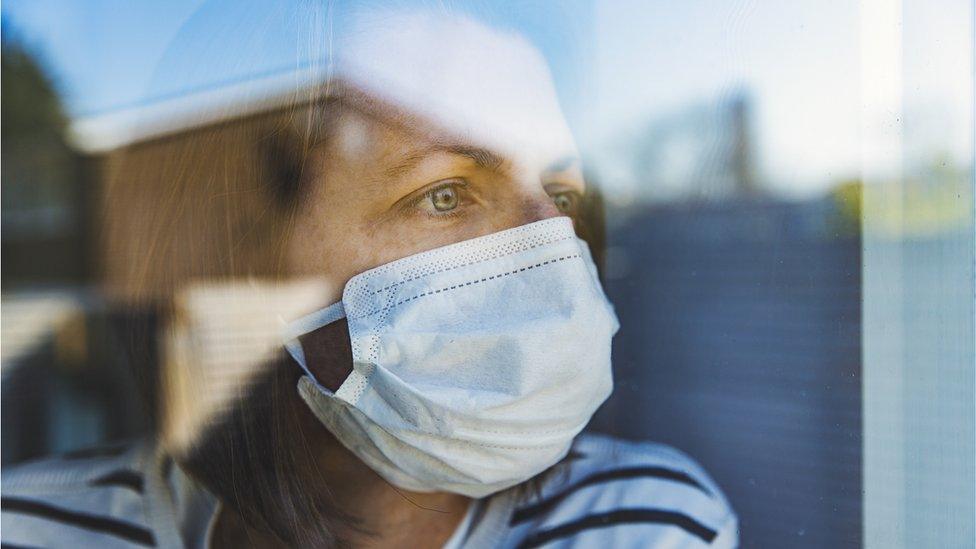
xmin=1 ymin=433 xmax=737 ymax=548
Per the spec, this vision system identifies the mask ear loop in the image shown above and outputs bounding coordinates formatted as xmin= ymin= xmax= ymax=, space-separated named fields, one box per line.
xmin=281 ymin=301 xmax=347 ymax=380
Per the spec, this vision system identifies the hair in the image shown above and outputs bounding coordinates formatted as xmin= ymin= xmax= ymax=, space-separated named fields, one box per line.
xmin=170 ymin=97 xmax=608 ymax=545
xmin=170 ymin=96 xmax=356 ymax=547
xmin=107 ymin=5 xmax=607 ymax=546
xmin=180 ymin=351 xmax=356 ymax=547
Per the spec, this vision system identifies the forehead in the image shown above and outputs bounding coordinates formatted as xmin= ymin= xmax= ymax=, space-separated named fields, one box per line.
xmin=328 ymin=99 xmax=579 ymax=181
xmin=332 ymin=10 xmax=578 ymax=163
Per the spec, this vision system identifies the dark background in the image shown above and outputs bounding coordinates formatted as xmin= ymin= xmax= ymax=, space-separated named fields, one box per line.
xmin=592 ymin=198 xmax=861 ymax=548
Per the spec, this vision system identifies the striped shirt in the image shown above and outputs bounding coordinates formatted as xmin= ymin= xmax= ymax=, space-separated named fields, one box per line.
xmin=1 ymin=433 xmax=737 ymax=548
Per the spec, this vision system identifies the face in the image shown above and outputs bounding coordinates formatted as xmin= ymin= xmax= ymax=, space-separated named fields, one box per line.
xmin=283 ymin=10 xmax=584 ymax=306
xmin=284 ymin=103 xmax=585 ymax=305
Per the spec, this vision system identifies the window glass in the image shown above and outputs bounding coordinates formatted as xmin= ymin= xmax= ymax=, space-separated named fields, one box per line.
xmin=1 ymin=1 xmax=972 ymax=547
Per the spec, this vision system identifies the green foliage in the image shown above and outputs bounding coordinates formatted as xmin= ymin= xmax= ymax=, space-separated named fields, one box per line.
xmin=2 ymin=36 xmax=67 ymax=144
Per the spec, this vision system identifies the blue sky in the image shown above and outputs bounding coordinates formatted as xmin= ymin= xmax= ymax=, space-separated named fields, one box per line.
xmin=3 ymin=0 xmax=971 ymax=199
xmin=2 ymin=0 xmax=592 ymax=117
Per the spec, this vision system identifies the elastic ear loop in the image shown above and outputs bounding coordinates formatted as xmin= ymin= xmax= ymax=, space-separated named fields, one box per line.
xmin=281 ymin=301 xmax=347 ymax=380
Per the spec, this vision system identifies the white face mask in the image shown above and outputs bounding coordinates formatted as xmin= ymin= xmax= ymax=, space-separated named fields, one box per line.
xmin=283 ymin=217 xmax=618 ymax=498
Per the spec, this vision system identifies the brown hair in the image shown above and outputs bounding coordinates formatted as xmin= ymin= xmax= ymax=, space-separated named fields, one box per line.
xmin=174 ymin=105 xmax=607 ymax=545
xmin=91 ymin=3 xmax=606 ymax=545
xmin=109 ymin=79 xmax=607 ymax=547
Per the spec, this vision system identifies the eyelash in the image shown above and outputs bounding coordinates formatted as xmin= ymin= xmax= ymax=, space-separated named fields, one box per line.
xmin=406 ymin=180 xmax=584 ymax=220
xmin=413 ymin=179 xmax=468 ymax=219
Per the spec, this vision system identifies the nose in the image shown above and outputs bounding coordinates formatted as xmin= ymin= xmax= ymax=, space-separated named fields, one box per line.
xmin=518 ymin=190 xmax=561 ymax=225
xmin=491 ymin=184 xmax=561 ymax=233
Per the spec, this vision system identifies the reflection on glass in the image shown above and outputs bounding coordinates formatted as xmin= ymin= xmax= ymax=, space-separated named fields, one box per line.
xmin=0 ymin=1 xmax=971 ymax=547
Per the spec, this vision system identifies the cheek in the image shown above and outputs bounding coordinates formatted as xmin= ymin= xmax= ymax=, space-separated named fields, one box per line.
xmin=283 ymin=196 xmax=358 ymax=304
xmin=285 ymin=210 xmax=396 ymax=306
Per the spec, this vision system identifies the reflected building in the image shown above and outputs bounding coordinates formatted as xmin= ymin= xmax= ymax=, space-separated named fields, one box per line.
xmin=1 ymin=64 xmax=339 ymax=463
xmin=628 ymin=89 xmax=759 ymax=203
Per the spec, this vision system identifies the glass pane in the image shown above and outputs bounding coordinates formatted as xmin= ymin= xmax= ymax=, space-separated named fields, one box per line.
xmin=2 ymin=2 xmax=972 ymax=547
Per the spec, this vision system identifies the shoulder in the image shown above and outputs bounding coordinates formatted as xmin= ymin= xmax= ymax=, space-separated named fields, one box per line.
xmin=507 ymin=433 xmax=737 ymax=548
xmin=2 ymin=441 xmax=159 ymax=548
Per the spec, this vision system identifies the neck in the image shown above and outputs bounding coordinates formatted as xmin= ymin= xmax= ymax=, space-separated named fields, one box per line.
xmin=315 ymin=429 xmax=472 ymax=548
xmin=212 ymin=399 xmax=471 ymax=548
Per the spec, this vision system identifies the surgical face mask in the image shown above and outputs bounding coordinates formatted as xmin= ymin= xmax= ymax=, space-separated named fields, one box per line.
xmin=283 ymin=217 xmax=618 ymax=498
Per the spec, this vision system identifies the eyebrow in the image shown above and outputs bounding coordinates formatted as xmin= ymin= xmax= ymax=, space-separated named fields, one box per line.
xmin=384 ymin=143 xmax=505 ymax=179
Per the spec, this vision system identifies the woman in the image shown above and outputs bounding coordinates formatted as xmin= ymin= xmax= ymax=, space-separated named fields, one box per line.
xmin=1 ymin=7 xmax=736 ymax=548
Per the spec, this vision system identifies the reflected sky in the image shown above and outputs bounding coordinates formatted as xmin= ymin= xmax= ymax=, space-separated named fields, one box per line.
xmin=3 ymin=0 xmax=971 ymax=198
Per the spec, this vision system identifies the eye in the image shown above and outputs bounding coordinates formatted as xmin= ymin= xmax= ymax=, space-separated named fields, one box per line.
xmin=429 ymin=185 xmax=460 ymax=212
xmin=410 ymin=180 xmax=469 ymax=218
xmin=551 ymin=190 xmax=582 ymax=216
